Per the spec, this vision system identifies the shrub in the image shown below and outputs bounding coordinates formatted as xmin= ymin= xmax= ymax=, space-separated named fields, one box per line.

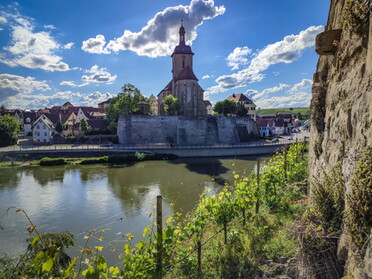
xmin=39 ymin=157 xmax=67 ymax=166
xmin=79 ymin=156 xmax=108 ymax=165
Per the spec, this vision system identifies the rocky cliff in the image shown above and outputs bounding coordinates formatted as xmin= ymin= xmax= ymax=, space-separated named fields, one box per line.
xmin=307 ymin=0 xmax=371 ymax=278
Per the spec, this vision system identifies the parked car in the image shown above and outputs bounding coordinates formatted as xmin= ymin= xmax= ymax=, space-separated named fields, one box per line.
xmin=271 ymin=138 xmax=279 ymax=142
xmin=100 ymin=142 xmax=113 ymax=147
xmin=288 ymin=137 xmax=293 ymax=140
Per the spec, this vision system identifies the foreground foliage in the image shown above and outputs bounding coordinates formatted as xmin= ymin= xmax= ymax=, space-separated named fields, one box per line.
xmin=1 ymin=143 xmax=309 ymax=278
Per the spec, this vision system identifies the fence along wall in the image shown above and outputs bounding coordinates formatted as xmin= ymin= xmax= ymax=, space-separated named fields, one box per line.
xmin=117 ymin=115 xmax=259 ymax=146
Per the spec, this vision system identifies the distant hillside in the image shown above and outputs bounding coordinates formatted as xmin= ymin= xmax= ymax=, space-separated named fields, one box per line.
xmin=256 ymin=107 xmax=310 ymax=119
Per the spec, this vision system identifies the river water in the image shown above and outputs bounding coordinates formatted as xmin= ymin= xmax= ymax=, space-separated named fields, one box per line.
xmin=0 ymin=156 xmax=259 ymax=264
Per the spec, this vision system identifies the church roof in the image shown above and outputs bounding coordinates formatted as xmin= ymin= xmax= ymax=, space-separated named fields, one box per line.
xmin=176 ymin=66 xmax=198 ymax=81
xmin=172 ymin=44 xmax=194 ymax=55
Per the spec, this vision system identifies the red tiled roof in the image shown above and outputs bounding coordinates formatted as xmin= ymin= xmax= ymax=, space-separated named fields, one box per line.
xmin=227 ymin=93 xmax=252 ymax=103
xmin=87 ymin=119 xmax=109 ymax=130
xmin=176 ymin=66 xmax=198 ymax=81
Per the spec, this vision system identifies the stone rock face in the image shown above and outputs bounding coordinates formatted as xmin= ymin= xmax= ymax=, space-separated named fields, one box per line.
xmin=309 ymin=0 xmax=371 ymax=277
xmin=117 ymin=115 xmax=259 ymax=146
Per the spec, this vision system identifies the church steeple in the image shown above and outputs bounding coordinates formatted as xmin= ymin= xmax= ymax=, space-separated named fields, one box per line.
xmin=179 ymin=20 xmax=185 ymax=45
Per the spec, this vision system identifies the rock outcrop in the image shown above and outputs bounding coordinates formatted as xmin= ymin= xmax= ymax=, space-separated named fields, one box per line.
xmin=308 ymin=0 xmax=371 ymax=277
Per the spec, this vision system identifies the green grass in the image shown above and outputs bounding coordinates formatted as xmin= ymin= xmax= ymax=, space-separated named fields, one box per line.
xmin=0 ymin=161 xmax=22 ymax=167
xmin=257 ymin=107 xmax=310 ymax=118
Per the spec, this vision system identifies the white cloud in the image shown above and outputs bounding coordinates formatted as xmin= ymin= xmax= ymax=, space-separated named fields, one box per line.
xmin=80 ymin=91 xmax=113 ymax=106
xmin=82 ymin=0 xmax=225 ymax=57
xmin=254 ymin=91 xmax=311 ymax=109
xmin=44 ymin=24 xmax=56 ymax=30
xmin=202 ymin=74 xmax=214 ymax=79
xmin=0 ymin=16 xmax=7 ymax=24
xmin=81 ymin=35 xmax=110 ymax=54
xmin=63 ymin=42 xmax=74 ymax=49
xmin=207 ymin=25 xmax=324 ymax=94
xmin=0 ymin=9 xmax=70 ymax=71
xmin=248 ymin=83 xmax=289 ymax=100
xmin=226 ymin=46 xmax=252 ymax=70
xmin=0 ymin=73 xmax=50 ymax=101
xmin=288 ymin=78 xmax=312 ymax=93
xmin=61 ymin=65 xmax=117 ymax=87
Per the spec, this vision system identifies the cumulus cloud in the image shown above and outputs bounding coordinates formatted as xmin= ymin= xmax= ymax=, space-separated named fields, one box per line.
xmin=82 ymin=0 xmax=225 ymax=57
xmin=80 ymin=91 xmax=113 ymax=106
xmin=226 ymin=46 xmax=252 ymax=70
xmin=81 ymin=35 xmax=110 ymax=54
xmin=288 ymin=78 xmax=312 ymax=93
xmin=0 ymin=73 xmax=50 ymax=101
xmin=254 ymin=92 xmax=312 ymax=109
xmin=61 ymin=65 xmax=117 ymax=87
xmin=0 ymin=16 xmax=7 ymax=24
xmin=0 ymin=8 xmax=70 ymax=71
xmin=248 ymin=83 xmax=289 ymax=100
xmin=63 ymin=42 xmax=74 ymax=49
xmin=207 ymin=25 xmax=324 ymax=94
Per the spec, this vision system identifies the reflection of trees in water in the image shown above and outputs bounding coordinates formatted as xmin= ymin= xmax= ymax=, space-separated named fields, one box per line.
xmin=106 ymin=160 xmax=216 ymax=215
xmin=24 ymin=166 xmax=66 ymax=186
xmin=0 ymin=168 xmax=20 ymax=188
xmin=78 ymin=165 xmax=109 ymax=182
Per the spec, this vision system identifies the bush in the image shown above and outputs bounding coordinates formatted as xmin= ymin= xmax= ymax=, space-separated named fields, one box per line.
xmin=39 ymin=157 xmax=67 ymax=166
xmin=79 ymin=157 xmax=108 ymax=165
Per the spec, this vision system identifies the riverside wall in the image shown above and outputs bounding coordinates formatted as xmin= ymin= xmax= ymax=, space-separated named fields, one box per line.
xmin=117 ymin=115 xmax=259 ymax=146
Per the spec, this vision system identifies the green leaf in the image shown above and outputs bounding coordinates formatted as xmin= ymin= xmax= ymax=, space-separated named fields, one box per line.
xmin=109 ymin=266 xmax=120 ymax=275
xmin=42 ymin=257 xmax=53 ymax=272
xmin=124 ymin=244 xmax=131 ymax=255
xmin=31 ymin=234 xmax=40 ymax=248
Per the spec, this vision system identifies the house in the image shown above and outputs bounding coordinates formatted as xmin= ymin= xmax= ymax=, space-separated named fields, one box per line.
xmin=203 ymin=100 xmax=213 ymax=115
xmin=98 ymin=99 xmax=111 ymax=113
xmin=32 ymin=114 xmax=58 ymax=143
xmin=276 ymin=113 xmax=292 ymax=133
xmin=256 ymin=119 xmax=271 ymax=137
xmin=22 ymin=111 xmax=37 ymax=135
xmin=227 ymin=93 xmax=257 ymax=120
xmin=256 ymin=117 xmax=286 ymax=137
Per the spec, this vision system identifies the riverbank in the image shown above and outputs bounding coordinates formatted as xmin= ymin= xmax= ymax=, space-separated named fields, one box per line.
xmin=0 ymin=142 xmax=309 ymax=278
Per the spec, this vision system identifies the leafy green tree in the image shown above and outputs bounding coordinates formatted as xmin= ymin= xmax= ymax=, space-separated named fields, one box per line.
xmin=235 ymin=103 xmax=248 ymax=116
xmin=79 ymin=118 xmax=91 ymax=133
xmin=213 ymin=100 xmax=237 ymax=116
xmin=163 ymin=95 xmax=181 ymax=116
xmin=0 ymin=114 xmax=20 ymax=147
xmin=106 ymin=83 xmax=147 ymax=132
xmin=55 ymin=122 xmax=63 ymax=134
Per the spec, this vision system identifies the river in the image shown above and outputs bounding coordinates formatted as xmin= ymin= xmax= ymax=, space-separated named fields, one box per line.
xmin=0 ymin=156 xmax=260 ymax=264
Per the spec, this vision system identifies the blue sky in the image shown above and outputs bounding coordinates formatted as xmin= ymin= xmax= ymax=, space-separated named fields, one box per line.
xmin=0 ymin=0 xmax=329 ymax=110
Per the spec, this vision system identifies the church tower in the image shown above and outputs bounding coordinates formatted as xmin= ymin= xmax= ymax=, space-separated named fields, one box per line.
xmin=157 ymin=21 xmax=207 ymax=117
xmin=171 ymin=20 xmax=194 ymax=80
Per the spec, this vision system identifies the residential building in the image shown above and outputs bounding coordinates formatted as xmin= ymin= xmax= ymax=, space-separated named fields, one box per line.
xmin=32 ymin=114 xmax=58 ymax=143
xmin=227 ymin=93 xmax=257 ymax=121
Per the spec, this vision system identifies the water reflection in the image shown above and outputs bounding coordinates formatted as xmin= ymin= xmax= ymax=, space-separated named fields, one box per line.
xmin=0 ymin=156 xmax=259 ymax=262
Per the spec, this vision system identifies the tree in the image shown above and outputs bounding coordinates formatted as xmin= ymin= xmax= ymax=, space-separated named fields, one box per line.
xmin=163 ymin=95 xmax=181 ymax=116
xmin=79 ymin=118 xmax=91 ymax=134
xmin=106 ymin=83 xmax=147 ymax=132
xmin=213 ymin=100 xmax=237 ymax=116
xmin=0 ymin=115 xmax=20 ymax=147
xmin=55 ymin=122 xmax=63 ymax=134
xmin=235 ymin=103 xmax=248 ymax=116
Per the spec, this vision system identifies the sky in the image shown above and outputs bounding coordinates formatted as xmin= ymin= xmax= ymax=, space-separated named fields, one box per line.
xmin=0 ymin=0 xmax=330 ymax=110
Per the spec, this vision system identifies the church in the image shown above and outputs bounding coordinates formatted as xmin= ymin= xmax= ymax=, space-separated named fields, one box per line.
xmin=156 ymin=22 xmax=208 ymax=116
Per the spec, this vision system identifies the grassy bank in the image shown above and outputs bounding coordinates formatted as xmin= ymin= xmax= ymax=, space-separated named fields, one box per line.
xmin=257 ymin=107 xmax=310 ymax=118
xmin=0 ymin=152 xmax=178 ymax=168
xmin=0 ymin=143 xmax=308 ymax=278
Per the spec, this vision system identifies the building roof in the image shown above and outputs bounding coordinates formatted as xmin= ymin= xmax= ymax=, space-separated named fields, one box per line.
xmin=176 ymin=66 xmax=198 ymax=81
xmin=173 ymin=44 xmax=194 ymax=55
xmin=203 ymin=100 xmax=212 ymax=107
xmin=227 ymin=93 xmax=253 ymax=103
xmin=23 ymin=111 xmax=37 ymax=123
xmin=87 ymin=119 xmax=109 ymax=130
xmin=98 ymin=99 xmax=111 ymax=106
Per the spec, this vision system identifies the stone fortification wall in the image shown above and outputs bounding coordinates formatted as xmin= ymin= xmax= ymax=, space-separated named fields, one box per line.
xmin=117 ymin=115 xmax=259 ymax=146
xmin=307 ymin=0 xmax=371 ymax=277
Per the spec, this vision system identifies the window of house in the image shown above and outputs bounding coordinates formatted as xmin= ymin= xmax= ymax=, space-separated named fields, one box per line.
xmin=44 ymin=132 xmax=47 ymax=136
xmin=37 ymin=125 xmax=40 ymax=129
xmin=44 ymin=139 xmax=46 ymax=142
xmin=43 ymin=125 xmax=46 ymax=129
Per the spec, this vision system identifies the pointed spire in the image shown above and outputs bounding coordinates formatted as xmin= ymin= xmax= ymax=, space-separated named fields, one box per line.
xmin=179 ymin=20 xmax=185 ymax=45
